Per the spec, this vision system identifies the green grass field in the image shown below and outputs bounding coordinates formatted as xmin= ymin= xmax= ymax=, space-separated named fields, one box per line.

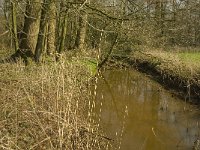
xmin=178 ymin=52 xmax=200 ymax=63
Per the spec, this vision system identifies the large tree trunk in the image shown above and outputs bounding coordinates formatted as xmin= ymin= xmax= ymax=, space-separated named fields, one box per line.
xmin=74 ymin=10 xmax=87 ymax=50
xmin=11 ymin=0 xmax=41 ymax=63
xmin=35 ymin=0 xmax=50 ymax=62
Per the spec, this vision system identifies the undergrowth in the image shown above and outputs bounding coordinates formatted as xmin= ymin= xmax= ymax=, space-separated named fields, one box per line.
xmin=0 ymin=52 xmax=112 ymax=149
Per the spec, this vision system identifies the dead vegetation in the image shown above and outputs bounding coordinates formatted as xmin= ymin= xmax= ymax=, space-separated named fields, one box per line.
xmin=0 ymin=55 xmax=111 ymax=149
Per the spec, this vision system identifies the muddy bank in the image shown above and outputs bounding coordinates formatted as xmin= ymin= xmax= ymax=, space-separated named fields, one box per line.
xmin=111 ymin=52 xmax=200 ymax=104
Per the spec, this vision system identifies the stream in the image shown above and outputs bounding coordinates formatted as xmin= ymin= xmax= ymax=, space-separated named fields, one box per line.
xmin=94 ymin=69 xmax=200 ymax=150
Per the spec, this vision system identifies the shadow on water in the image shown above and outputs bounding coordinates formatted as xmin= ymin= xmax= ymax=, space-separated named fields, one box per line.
xmin=94 ymin=69 xmax=200 ymax=150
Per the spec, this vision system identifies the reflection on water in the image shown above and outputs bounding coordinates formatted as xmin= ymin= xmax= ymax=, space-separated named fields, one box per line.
xmin=94 ymin=69 xmax=200 ymax=150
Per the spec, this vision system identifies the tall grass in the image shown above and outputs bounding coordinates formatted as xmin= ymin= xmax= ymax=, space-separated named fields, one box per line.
xmin=0 ymin=54 xmax=111 ymax=149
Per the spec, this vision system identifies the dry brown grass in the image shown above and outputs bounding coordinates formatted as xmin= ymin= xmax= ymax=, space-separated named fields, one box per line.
xmin=0 ymin=55 xmax=111 ymax=149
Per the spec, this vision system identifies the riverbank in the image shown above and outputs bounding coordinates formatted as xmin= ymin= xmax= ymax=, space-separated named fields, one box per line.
xmin=111 ymin=50 xmax=200 ymax=103
xmin=0 ymin=51 xmax=111 ymax=149
xmin=1 ymin=47 xmax=200 ymax=149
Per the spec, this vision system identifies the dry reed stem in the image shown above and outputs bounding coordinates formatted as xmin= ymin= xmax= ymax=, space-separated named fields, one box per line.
xmin=0 ymin=53 xmax=111 ymax=149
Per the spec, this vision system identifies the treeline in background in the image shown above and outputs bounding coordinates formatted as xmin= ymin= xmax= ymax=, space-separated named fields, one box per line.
xmin=0 ymin=0 xmax=200 ymax=62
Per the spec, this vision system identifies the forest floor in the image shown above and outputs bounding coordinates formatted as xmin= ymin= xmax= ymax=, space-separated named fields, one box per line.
xmin=112 ymin=49 xmax=200 ymax=103
xmin=0 ymin=50 xmax=113 ymax=149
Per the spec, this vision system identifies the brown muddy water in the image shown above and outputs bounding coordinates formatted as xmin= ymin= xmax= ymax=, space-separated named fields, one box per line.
xmin=94 ymin=69 xmax=200 ymax=150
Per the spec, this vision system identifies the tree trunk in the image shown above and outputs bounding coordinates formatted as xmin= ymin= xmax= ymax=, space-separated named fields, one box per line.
xmin=11 ymin=0 xmax=18 ymax=52
xmin=35 ymin=0 xmax=50 ymax=62
xmin=56 ymin=1 xmax=68 ymax=60
xmin=11 ymin=0 xmax=41 ymax=63
xmin=47 ymin=0 xmax=56 ymax=56
xmin=74 ymin=10 xmax=87 ymax=50
xmin=57 ymin=13 xmax=68 ymax=54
